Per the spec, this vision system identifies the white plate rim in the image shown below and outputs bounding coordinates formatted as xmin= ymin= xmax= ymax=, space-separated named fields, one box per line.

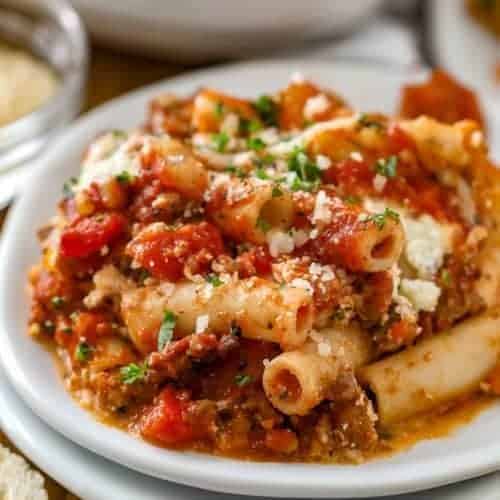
xmin=1 ymin=59 xmax=500 ymax=498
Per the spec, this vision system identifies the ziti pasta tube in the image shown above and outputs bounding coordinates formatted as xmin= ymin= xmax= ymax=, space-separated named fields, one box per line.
xmin=121 ymin=277 xmax=314 ymax=353
xmin=359 ymin=310 xmax=500 ymax=426
xmin=263 ymin=326 xmax=373 ymax=415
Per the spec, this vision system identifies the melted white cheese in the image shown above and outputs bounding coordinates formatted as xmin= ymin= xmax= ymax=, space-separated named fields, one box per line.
xmin=75 ymin=133 xmax=142 ymax=193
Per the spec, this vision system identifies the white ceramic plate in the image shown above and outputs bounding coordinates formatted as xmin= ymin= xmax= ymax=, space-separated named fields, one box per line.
xmin=430 ymin=0 xmax=500 ymax=100
xmin=1 ymin=60 xmax=500 ymax=498
xmin=68 ymin=0 xmax=382 ymax=62
xmin=3 ymin=365 xmax=500 ymax=500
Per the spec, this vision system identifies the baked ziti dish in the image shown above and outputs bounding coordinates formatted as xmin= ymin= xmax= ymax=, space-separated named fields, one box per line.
xmin=28 ymin=72 xmax=500 ymax=462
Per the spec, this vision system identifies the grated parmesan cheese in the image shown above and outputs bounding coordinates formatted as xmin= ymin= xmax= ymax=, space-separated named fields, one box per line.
xmin=267 ymin=230 xmax=295 ymax=258
xmin=373 ymin=174 xmax=387 ymax=192
xmin=290 ymin=278 xmax=314 ymax=295
xmin=350 ymin=151 xmax=364 ymax=162
xmin=316 ymin=154 xmax=332 ymax=171
xmin=195 ymin=314 xmax=209 ymax=334
xmin=312 ymin=190 xmax=332 ymax=225
xmin=303 ymin=93 xmax=330 ymax=121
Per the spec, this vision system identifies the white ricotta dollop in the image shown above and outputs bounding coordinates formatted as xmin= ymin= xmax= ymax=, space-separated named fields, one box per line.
xmin=399 ymin=278 xmax=441 ymax=312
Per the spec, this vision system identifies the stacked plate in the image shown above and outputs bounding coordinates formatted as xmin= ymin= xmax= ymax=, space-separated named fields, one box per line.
xmin=1 ymin=59 xmax=500 ymax=500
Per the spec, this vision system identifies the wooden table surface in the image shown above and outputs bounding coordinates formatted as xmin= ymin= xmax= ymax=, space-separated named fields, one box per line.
xmin=0 ymin=43 xmax=188 ymax=499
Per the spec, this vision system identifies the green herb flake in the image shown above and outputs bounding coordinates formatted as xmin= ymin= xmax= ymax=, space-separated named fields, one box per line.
xmin=137 ymin=268 xmax=151 ymax=284
xmin=157 ymin=310 xmax=177 ymax=351
xmin=120 ymin=362 xmax=148 ymax=384
xmin=116 ymin=171 xmax=134 ymax=184
xmin=253 ymin=95 xmax=278 ymax=126
xmin=366 ymin=208 xmax=400 ymax=230
xmin=62 ymin=177 xmax=78 ymax=199
xmin=344 ymin=195 xmax=361 ymax=205
xmin=375 ymin=156 xmax=398 ymax=178
xmin=441 ymin=268 xmax=452 ymax=287
xmin=230 ymin=324 xmax=242 ymax=337
xmin=255 ymin=167 xmax=270 ymax=180
xmin=247 ymin=137 xmax=266 ymax=151
xmin=272 ymin=186 xmax=283 ymax=198
xmin=286 ymin=147 xmax=321 ymax=192
xmin=256 ymin=217 xmax=271 ymax=233
xmin=75 ymin=341 xmax=92 ymax=362
xmin=206 ymin=274 xmax=223 ymax=287
xmin=234 ymin=373 xmax=253 ymax=387
xmin=214 ymin=101 xmax=224 ymax=118
xmin=111 ymin=130 xmax=127 ymax=139
xmin=358 ymin=113 xmax=383 ymax=130
xmin=240 ymin=118 xmax=263 ymax=135
xmin=212 ymin=132 xmax=230 ymax=152
xmin=51 ymin=296 xmax=65 ymax=309
xmin=224 ymin=165 xmax=246 ymax=178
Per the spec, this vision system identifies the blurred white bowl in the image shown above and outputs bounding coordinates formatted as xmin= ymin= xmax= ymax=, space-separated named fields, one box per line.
xmin=69 ymin=0 xmax=383 ymax=62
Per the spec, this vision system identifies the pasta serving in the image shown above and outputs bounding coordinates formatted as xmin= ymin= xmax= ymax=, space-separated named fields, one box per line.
xmin=28 ymin=71 xmax=500 ymax=462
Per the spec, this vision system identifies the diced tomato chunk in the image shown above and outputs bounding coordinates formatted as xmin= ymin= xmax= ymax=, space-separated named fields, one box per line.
xmin=399 ymin=69 xmax=484 ymax=127
xmin=60 ymin=213 xmax=126 ymax=258
xmin=237 ymin=246 xmax=273 ymax=278
xmin=126 ymin=221 xmax=225 ymax=281
xmin=323 ymin=158 xmax=373 ymax=193
xmin=387 ymin=319 xmax=416 ymax=344
xmin=140 ymin=387 xmax=194 ymax=445
xmin=386 ymin=124 xmax=416 ymax=155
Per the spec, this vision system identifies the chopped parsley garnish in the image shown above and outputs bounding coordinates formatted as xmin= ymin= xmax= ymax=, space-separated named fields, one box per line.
xmin=331 ymin=308 xmax=345 ymax=321
xmin=344 ymin=195 xmax=361 ymax=205
xmin=358 ymin=113 xmax=383 ymax=130
xmin=234 ymin=373 xmax=253 ymax=387
xmin=441 ymin=268 xmax=452 ymax=287
xmin=214 ymin=101 xmax=224 ymax=118
xmin=225 ymin=165 xmax=246 ymax=178
xmin=240 ymin=118 xmax=262 ymax=135
xmin=75 ymin=341 xmax=92 ymax=362
xmin=247 ymin=137 xmax=266 ymax=151
xmin=287 ymin=147 xmax=321 ymax=192
xmin=116 ymin=171 xmax=134 ymax=184
xmin=256 ymin=154 xmax=275 ymax=166
xmin=137 ymin=268 xmax=151 ymax=284
xmin=375 ymin=156 xmax=398 ymax=178
xmin=256 ymin=217 xmax=271 ymax=233
xmin=206 ymin=274 xmax=223 ymax=287
xmin=255 ymin=167 xmax=270 ymax=180
xmin=120 ymin=362 xmax=148 ymax=384
xmin=230 ymin=323 xmax=242 ymax=337
xmin=272 ymin=186 xmax=284 ymax=198
xmin=62 ymin=177 xmax=78 ymax=199
xmin=212 ymin=132 xmax=230 ymax=152
xmin=157 ymin=310 xmax=176 ymax=351
xmin=111 ymin=130 xmax=127 ymax=139
xmin=61 ymin=326 xmax=72 ymax=334
xmin=253 ymin=95 xmax=278 ymax=126
xmin=365 ymin=208 xmax=400 ymax=229
xmin=51 ymin=296 xmax=65 ymax=309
